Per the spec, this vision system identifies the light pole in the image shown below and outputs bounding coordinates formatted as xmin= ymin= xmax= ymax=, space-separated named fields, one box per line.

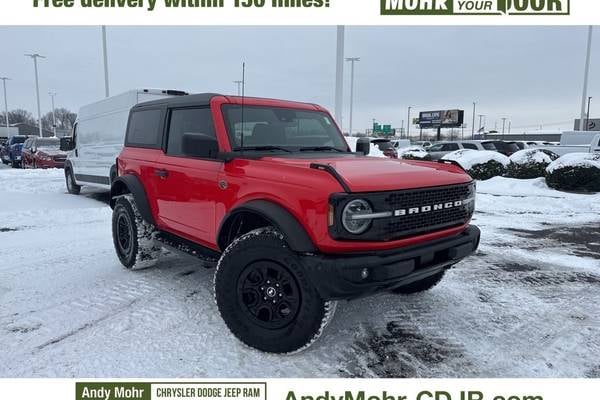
xmin=407 ymin=106 xmax=412 ymax=139
xmin=346 ymin=57 xmax=360 ymax=135
xmin=471 ymin=101 xmax=476 ymax=139
xmin=25 ymin=53 xmax=45 ymax=137
xmin=334 ymin=26 xmax=345 ymax=126
xmin=0 ymin=77 xmax=9 ymax=131
xmin=49 ymin=92 xmax=57 ymax=137
xmin=579 ymin=26 xmax=593 ymax=130
xmin=501 ymin=117 xmax=507 ymax=137
xmin=586 ymin=96 xmax=592 ymax=131
xmin=508 ymin=120 xmax=512 ymax=134
xmin=102 ymin=26 xmax=110 ymax=98
xmin=233 ymin=80 xmax=243 ymax=96
xmin=478 ymin=114 xmax=485 ymax=136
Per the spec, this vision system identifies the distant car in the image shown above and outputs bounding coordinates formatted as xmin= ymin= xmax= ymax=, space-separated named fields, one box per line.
xmin=487 ymin=141 xmax=520 ymax=156
xmin=371 ymin=138 xmax=398 ymax=158
xmin=22 ymin=137 xmax=67 ymax=169
xmin=412 ymin=141 xmax=432 ymax=148
xmin=426 ymin=140 xmax=497 ymax=160
xmin=391 ymin=139 xmax=411 ymax=149
xmin=1 ymin=135 xmax=29 ymax=168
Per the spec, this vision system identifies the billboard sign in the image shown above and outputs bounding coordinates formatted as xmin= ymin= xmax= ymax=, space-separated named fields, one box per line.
xmin=418 ymin=109 xmax=464 ymax=128
xmin=574 ymin=119 xmax=600 ymax=131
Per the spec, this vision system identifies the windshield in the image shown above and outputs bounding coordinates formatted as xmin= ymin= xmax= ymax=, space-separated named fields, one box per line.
xmin=12 ymin=136 xmax=27 ymax=144
xmin=222 ymin=105 xmax=348 ymax=152
xmin=37 ymin=138 xmax=60 ymax=150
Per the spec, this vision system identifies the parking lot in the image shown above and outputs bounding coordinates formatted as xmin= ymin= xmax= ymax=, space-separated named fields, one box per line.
xmin=0 ymin=164 xmax=599 ymax=378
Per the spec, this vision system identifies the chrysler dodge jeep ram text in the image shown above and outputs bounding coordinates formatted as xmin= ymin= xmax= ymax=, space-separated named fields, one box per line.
xmin=110 ymin=93 xmax=480 ymax=353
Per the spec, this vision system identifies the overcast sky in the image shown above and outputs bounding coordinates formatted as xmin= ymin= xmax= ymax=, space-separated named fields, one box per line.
xmin=0 ymin=26 xmax=598 ymax=133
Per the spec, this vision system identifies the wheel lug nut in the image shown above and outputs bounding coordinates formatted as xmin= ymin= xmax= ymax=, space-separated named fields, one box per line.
xmin=279 ymin=293 xmax=283 ymax=297
xmin=276 ymin=283 xmax=280 ymax=287
xmin=263 ymin=297 xmax=267 ymax=300
xmin=260 ymin=287 xmax=264 ymax=290
xmin=272 ymin=300 xmax=276 ymax=304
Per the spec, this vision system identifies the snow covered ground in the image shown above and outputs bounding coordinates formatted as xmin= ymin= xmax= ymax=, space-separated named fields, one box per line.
xmin=1 ymin=164 xmax=600 ymax=378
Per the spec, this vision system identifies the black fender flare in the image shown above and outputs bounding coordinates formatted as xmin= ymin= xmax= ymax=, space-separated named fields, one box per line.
xmin=217 ymin=200 xmax=317 ymax=253
xmin=110 ymin=174 xmax=155 ymax=225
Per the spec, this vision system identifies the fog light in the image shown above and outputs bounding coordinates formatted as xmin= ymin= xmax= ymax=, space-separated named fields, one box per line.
xmin=361 ymin=268 xmax=369 ymax=280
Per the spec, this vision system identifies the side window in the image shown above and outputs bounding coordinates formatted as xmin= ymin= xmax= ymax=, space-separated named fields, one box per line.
xmin=166 ymin=108 xmax=216 ymax=157
xmin=428 ymin=144 xmax=443 ymax=152
xmin=462 ymin=143 xmax=478 ymax=150
xmin=442 ymin=143 xmax=459 ymax=151
xmin=126 ymin=109 xmax=163 ymax=148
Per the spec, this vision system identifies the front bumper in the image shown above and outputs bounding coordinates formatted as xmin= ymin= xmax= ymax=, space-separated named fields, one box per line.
xmin=301 ymin=225 xmax=480 ymax=300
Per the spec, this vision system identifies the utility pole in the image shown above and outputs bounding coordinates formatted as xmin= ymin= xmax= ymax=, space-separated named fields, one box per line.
xmin=471 ymin=101 xmax=476 ymax=139
xmin=25 ymin=53 xmax=45 ymax=137
xmin=407 ymin=106 xmax=412 ymax=138
xmin=586 ymin=96 xmax=592 ymax=131
xmin=0 ymin=77 xmax=9 ymax=131
xmin=102 ymin=26 xmax=110 ymax=98
xmin=334 ymin=26 xmax=345 ymax=127
xmin=233 ymin=80 xmax=243 ymax=96
xmin=501 ymin=117 xmax=507 ymax=137
xmin=508 ymin=120 xmax=511 ymax=134
xmin=580 ymin=26 xmax=593 ymax=130
xmin=346 ymin=57 xmax=360 ymax=136
xmin=49 ymin=92 xmax=57 ymax=137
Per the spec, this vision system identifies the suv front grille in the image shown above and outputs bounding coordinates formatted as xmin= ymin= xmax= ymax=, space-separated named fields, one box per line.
xmin=330 ymin=182 xmax=475 ymax=241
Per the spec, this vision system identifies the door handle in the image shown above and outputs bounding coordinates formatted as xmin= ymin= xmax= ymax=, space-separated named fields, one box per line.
xmin=154 ymin=169 xmax=169 ymax=178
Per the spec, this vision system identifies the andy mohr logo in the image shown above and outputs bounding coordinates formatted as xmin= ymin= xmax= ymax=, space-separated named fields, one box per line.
xmin=381 ymin=0 xmax=570 ymax=15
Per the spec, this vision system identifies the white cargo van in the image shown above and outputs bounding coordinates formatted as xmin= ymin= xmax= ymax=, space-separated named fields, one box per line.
xmin=535 ymin=131 xmax=600 ymax=157
xmin=62 ymin=89 xmax=187 ymax=194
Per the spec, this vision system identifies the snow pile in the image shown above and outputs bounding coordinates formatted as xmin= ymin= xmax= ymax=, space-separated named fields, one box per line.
xmin=546 ymin=153 xmax=600 ymax=173
xmin=344 ymin=136 xmax=386 ymax=158
xmin=442 ymin=149 xmax=509 ymax=170
xmin=507 ymin=149 xmax=559 ymax=179
xmin=442 ymin=149 xmax=509 ymax=180
xmin=397 ymin=146 xmax=431 ymax=160
xmin=545 ymin=153 xmax=600 ymax=192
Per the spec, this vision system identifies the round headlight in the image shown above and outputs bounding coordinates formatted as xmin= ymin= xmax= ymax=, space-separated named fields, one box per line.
xmin=342 ymin=199 xmax=373 ymax=235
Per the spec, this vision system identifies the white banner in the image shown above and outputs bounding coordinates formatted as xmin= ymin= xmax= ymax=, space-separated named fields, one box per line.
xmin=0 ymin=0 xmax=598 ymax=25
xmin=0 ymin=379 xmax=600 ymax=400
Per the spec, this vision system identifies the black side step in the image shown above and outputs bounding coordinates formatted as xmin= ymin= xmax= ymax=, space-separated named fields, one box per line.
xmin=155 ymin=231 xmax=220 ymax=266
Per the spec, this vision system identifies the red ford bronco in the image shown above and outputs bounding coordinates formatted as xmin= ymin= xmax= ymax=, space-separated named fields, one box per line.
xmin=110 ymin=93 xmax=480 ymax=353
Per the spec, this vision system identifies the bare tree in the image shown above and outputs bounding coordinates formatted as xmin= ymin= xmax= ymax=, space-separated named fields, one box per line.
xmin=41 ymin=108 xmax=77 ymax=131
xmin=0 ymin=109 xmax=36 ymax=127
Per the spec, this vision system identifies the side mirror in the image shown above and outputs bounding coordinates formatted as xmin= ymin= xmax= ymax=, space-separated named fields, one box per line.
xmin=60 ymin=137 xmax=75 ymax=151
xmin=182 ymin=133 xmax=219 ymax=159
xmin=356 ymin=138 xmax=370 ymax=156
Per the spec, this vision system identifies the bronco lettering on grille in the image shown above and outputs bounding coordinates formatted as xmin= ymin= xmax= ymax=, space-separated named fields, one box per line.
xmin=394 ymin=200 xmax=464 ymax=217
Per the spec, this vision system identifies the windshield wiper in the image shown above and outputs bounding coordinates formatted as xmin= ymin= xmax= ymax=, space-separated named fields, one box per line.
xmin=299 ymin=146 xmax=346 ymax=153
xmin=233 ymin=146 xmax=292 ymax=153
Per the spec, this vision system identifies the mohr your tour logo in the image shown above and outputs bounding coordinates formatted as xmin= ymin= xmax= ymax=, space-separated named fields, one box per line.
xmin=381 ymin=0 xmax=570 ymax=15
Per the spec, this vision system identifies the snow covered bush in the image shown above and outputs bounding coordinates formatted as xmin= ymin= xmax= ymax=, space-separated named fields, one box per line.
xmin=442 ymin=149 xmax=509 ymax=180
xmin=507 ymin=149 xmax=559 ymax=179
xmin=545 ymin=153 xmax=600 ymax=192
xmin=398 ymin=146 xmax=432 ymax=161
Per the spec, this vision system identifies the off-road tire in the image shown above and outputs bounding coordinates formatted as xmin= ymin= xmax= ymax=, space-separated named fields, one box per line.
xmin=214 ymin=227 xmax=336 ymax=354
xmin=112 ymin=195 xmax=161 ymax=270
xmin=391 ymin=270 xmax=446 ymax=295
xmin=65 ymin=168 xmax=81 ymax=195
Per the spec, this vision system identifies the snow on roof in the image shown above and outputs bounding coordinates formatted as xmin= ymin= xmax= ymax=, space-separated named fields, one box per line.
xmin=546 ymin=153 xmax=600 ymax=173
xmin=442 ymin=149 xmax=509 ymax=170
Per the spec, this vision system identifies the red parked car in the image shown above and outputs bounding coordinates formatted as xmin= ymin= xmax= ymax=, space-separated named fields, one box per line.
xmin=110 ymin=94 xmax=479 ymax=353
xmin=22 ymin=137 xmax=67 ymax=169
